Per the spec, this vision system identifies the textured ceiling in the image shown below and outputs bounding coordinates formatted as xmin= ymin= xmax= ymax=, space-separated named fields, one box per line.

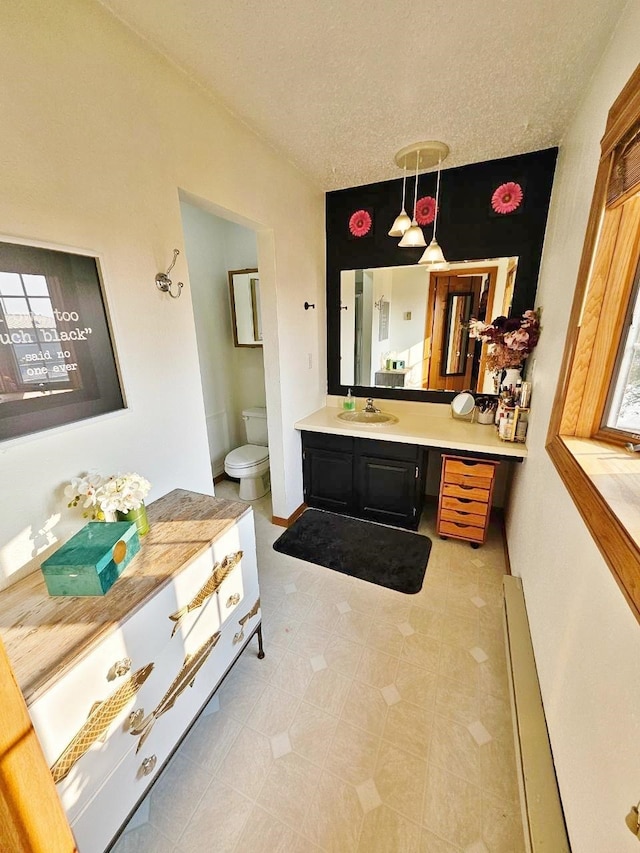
xmin=98 ymin=0 xmax=626 ymax=189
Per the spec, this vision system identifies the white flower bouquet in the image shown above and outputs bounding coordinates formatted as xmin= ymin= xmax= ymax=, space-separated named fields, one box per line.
xmin=65 ymin=471 xmax=151 ymax=519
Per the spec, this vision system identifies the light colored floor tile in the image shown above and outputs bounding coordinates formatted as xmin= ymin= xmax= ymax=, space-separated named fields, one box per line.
xmin=278 ymin=590 xmax=314 ymax=620
xmin=306 ymin=596 xmax=340 ymax=630
xmin=323 ymin=633 xmax=364 ymax=676
xmin=270 ymin=730 xmax=292 ymax=759
xmin=147 ymin=753 xmax=211 ymax=843
xmin=180 ymin=711 xmax=241 ymax=774
xmin=112 ymin=823 xmax=173 ymax=853
xmin=479 ymin=736 xmax=521 ymax=805
xmin=439 ymin=642 xmax=482 ymax=689
xmin=175 ymin=779 xmax=252 ymax=853
xmin=467 ymin=719 xmax=492 ymax=746
xmin=355 ymin=645 xmax=399 ymax=688
xmin=302 ymin=770 xmax=364 ymax=853
xmin=355 ymin=777 xmax=382 ymax=813
xmin=482 ymin=790 xmax=526 ymax=852
xmin=436 ymin=676 xmax=480 ymax=726
xmin=269 ymin=650 xmax=314 ymax=697
xmin=257 ymin=751 xmax=321 ymax=829
xmin=304 ymin=666 xmax=351 ymax=716
xmin=324 ymin=719 xmax=380 ymax=786
xmin=395 ymin=659 xmax=438 ymax=711
xmin=335 ymin=608 xmax=372 ymax=643
xmin=401 ymin=632 xmax=441 ymax=672
xmin=423 ymin=764 xmax=482 ymax=849
xmin=419 ymin=830 xmax=461 ymax=852
xmin=358 ymin=806 xmax=421 ymax=853
xmin=289 ymin=700 xmax=339 ymax=766
xmin=236 ymin=804 xmax=311 ymax=853
xmin=430 ymin=714 xmax=482 ymax=786
xmin=291 ymin=622 xmax=332 ymax=656
xmin=366 ymin=619 xmax=405 ymax=656
xmin=246 ymin=684 xmax=300 ymax=737
xmin=383 ymin=700 xmax=433 ymax=758
xmin=348 ymin=585 xmax=383 ymax=614
xmin=216 ymin=725 xmax=273 ymax=799
xmin=409 ymin=604 xmax=447 ymax=638
xmin=342 ymin=679 xmax=389 ymax=736
xmin=216 ymin=667 xmax=266 ymax=723
xmin=374 ymin=740 xmax=427 ymax=823
xmin=381 ymin=683 xmax=402 ymax=706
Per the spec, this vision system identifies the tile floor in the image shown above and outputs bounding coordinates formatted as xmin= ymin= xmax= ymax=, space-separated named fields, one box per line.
xmin=113 ymin=482 xmax=525 ymax=853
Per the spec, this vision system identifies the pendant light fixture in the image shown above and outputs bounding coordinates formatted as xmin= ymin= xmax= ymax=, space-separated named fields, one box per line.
xmin=398 ymin=147 xmax=427 ymax=248
xmin=419 ymin=151 xmax=447 ymax=266
xmin=388 ymin=164 xmax=411 ymax=237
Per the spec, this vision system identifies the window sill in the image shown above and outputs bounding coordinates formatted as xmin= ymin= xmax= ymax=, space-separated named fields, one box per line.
xmin=547 ymin=433 xmax=640 ymax=620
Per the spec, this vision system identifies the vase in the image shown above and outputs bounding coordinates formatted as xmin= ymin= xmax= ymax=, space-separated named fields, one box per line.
xmin=116 ymin=503 xmax=149 ymax=537
xmin=500 ymin=367 xmax=522 ymax=394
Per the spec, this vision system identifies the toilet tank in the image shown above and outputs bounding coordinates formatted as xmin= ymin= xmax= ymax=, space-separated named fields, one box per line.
xmin=242 ymin=407 xmax=268 ymax=446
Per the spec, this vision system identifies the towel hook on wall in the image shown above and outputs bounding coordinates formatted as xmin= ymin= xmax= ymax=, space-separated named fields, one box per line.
xmin=156 ymin=249 xmax=183 ymax=299
xmin=304 ymin=301 xmax=315 ymax=310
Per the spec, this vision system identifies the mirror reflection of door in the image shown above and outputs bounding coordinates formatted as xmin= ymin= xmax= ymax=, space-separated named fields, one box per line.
xmin=425 ymin=274 xmax=482 ymax=391
xmin=228 ymin=268 xmax=262 ymax=347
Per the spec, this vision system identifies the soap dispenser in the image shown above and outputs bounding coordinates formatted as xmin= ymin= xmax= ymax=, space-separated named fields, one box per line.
xmin=343 ymin=389 xmax=356 ymax=411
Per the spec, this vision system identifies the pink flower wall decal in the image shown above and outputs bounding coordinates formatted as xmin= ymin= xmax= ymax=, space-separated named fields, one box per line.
xmin=415 ymin=196 xmax=437 ymax=225
xmin=348 ymin=209 xmax=372 ymax=237
xmin=491 ymin=182 xmax=523 ymax=214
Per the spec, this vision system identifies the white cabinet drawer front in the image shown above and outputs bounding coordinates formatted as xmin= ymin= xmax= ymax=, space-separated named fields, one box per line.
xmin=71 ymin=604 xmax=263 ymax=853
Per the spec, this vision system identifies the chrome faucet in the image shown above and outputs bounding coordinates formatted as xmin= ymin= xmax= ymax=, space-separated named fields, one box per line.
xmin=363 ymin=397 xmax=380 ymax=413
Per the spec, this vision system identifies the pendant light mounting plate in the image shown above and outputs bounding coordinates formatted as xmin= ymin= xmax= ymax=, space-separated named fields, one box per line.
xmin=394 ymin=141 xmax=449 ymax=171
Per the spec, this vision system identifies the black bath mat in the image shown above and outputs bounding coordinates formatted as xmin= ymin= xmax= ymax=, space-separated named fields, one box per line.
xmin=273 ymin=509 xmax=431 ymax=594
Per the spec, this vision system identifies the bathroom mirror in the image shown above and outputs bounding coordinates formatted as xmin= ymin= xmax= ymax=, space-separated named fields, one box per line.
xmin=228 ymin=268 xmax=262 ymax=347
xmin=339 ymin=257 xmax=517 ymax=396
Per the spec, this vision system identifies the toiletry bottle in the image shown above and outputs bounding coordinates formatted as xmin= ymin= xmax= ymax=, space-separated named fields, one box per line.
xmin=343 ymin=389 xmax=356 ymax=411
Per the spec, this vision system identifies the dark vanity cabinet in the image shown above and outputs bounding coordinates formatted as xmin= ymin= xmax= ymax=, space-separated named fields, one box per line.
xmin=302 ymin=431 xmax=427 ymax=529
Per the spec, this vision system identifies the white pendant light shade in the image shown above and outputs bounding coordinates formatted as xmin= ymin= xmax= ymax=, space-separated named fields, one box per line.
xmin=388 ymin=168 xmax=411 ymax=237
xmin=398 ymin=220 xmax=427 ymax=248
xmin=388 ymin=209 xmax=412 ymax=237
xmin=419 ymin=237 xmax=446 ymax=264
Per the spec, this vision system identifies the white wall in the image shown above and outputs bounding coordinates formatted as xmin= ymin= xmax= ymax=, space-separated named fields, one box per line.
xmin=0 ymin=0 xmax=324 ymax=590
xmin=388 ymin=266 xmax=428 ymax=388
xmin=506 ymin=4 xmax=640 ymax=849
xmin=181 ymin=202 xmax=265 ymax=475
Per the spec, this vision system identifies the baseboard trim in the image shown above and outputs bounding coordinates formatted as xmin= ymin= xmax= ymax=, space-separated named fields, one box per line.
xmin=272 ymin=503 xmax=306 ymax=528
xmin=213 ymin=473 xmax=228 ymax=485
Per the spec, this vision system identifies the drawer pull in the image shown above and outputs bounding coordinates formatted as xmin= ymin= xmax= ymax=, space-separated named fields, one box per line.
xmin=131 ymin=631 xmax=221 ymax=752
xmin=168 ymin=551 xmax=243 ymax=637
xmin=128 ymin=708 xmax=145 ymax=731
xmin=50 ymin=663 xmax=154 ymax=784
xmin=233 ymin=598 xmax=261 ymax=645
xmin=110 ymin=657 xmax=132 ymax=679
xmin=226 ymin=593 xmax=240 ymax=608
xmin=140 ymin=754 xmax=157 ymax=776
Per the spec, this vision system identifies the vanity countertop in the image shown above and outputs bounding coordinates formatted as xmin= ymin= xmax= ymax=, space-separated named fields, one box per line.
xmin=295 ymin=401 xmax=527 ymax=459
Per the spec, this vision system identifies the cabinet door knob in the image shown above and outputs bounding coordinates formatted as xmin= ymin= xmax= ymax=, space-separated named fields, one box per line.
xmin=128 ymin=708 xmax=145 ymax=731
xmin=140 ymin=754 xmax=157 ymax=776
xmin=109 ymin=657 xmax=132 ymax=679
xmin=226 ymin=593 xmax=240 ymax=608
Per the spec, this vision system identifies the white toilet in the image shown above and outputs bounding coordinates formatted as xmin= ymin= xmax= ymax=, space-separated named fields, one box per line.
xmin=224 ymin=407 xmax=270 ymax=500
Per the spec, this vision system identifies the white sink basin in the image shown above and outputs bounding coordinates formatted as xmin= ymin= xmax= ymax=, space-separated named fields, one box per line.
xmin=337 ymin=410 xmax=399 ymax=425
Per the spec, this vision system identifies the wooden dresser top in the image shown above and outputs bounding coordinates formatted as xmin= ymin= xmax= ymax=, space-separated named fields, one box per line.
xmin=0 ymin=489 xmax=251 ymax=703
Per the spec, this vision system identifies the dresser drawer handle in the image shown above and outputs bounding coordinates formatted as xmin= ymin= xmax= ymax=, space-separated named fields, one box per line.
xmin=233 ymin=629 xmax=245 ymax=645
xmin=140 ymin=754 xmax=157 ymax=776
xmin=109 ymin=657 xmax=132 ymax=680
xmin=226 ymin=593 xmax=240 ymax=608
xmin=128 ymin=708 xmax=145 ymax=731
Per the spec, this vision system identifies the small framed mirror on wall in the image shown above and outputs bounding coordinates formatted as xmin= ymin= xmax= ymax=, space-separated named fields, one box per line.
xmin=228 ymin=268 xmax=262 ymax=347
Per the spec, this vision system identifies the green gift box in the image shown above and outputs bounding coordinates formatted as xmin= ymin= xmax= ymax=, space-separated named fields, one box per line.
xmin=41 ymin=521 xmax=140 ymax=596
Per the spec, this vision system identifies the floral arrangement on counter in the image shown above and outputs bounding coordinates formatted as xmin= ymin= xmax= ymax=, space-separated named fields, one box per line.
xmin=468 ymin=309 xmax=541 ymax=372
xmin=65 ymin=471 xmax=151 ymax=519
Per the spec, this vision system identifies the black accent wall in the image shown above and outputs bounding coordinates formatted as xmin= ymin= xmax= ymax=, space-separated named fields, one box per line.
xmin=326 ymin=147 xmax=558 ymax=400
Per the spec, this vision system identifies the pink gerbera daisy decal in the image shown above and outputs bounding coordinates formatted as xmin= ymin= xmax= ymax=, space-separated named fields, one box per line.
xmin=348 ymin=209 xmax=372 ymax=237
xmin=415 ymin=196 xmax=437 ymax=225
xmin=491 ymin=182 xmax=523 ymax=214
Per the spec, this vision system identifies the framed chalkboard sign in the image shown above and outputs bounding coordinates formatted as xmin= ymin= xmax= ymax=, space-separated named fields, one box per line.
xmin=0 ymin=240 xmax=125 ymax=441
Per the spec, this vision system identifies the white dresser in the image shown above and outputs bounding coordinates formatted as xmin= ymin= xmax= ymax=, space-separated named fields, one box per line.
xmin=0 ymin=489 xmax=263 ymax=853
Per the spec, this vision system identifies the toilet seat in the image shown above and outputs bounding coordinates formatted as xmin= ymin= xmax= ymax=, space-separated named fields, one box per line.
xmin=225 ymin=444 xmax=269 ymax=470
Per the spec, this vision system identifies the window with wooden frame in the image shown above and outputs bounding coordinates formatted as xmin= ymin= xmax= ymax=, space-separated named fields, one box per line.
xmin=548 ymin=64 xmax=640 ymax=620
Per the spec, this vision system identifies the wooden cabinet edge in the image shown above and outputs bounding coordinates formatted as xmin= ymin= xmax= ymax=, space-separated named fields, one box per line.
xmin=0 ymin=637 xmax=76 ymax=853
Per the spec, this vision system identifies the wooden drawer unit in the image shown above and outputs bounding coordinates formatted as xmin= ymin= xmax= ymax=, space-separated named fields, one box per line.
xmin=0 ymin=490 xmax=264 ymax=853
xmin=437 ymin=455 xmax=499 ymax=546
